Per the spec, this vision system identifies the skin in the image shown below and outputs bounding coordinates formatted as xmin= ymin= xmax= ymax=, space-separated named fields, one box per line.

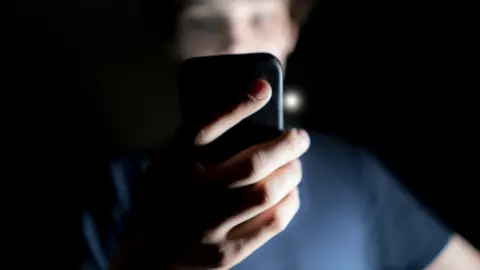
xmin=175 ymin=0 xmax=298 ymax=65
xmin=111 ymin=0 xmax=480 ymax=269
xmin=426 ymin=235 xmax=480 ymax=270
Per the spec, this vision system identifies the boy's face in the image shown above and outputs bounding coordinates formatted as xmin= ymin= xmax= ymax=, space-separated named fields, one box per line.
xmin=175 ymin=0 xmax=299 ymax=65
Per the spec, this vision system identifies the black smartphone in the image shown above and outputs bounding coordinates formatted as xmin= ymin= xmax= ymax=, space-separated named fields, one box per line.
xmin=178 ymin=53 xmax=284 ymax=165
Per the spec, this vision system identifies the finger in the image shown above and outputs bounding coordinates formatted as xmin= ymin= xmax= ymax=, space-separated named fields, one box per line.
xmin=224 ymin=159 xmax=302 ymax=230
xmin=224 ymin=189 xmax=300 ymax=266
xmin=227 ymin=188 xmax=300 ymax=240
xmin=205 ymin=160 xmax=302 ymax=242
xmin=185 ymin=189 xmax=300 ymax=270
xmin=194 ymin=80 xmax=271 ymax=147
xmin=203 ymin=129 xmax=310 ymax=188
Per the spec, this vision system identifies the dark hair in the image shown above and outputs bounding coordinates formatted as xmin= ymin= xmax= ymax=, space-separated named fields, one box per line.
xmin=144 ymin=0 xmax=315 ymax=42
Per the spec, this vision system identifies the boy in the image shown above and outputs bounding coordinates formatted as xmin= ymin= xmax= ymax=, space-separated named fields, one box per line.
xmin=84 ymin=0 xmax=480 ymax=269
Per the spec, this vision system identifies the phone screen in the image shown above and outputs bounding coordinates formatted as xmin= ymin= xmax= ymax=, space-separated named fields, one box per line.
xmin=178 ymin=53 xmax=284 ymax=165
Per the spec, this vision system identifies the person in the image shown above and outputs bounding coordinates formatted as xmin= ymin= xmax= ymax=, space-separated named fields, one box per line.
xmin=81 ymin=0 xmax=480 ymax=269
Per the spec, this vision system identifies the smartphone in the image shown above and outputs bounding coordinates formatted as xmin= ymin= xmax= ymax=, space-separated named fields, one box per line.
xmin=178 ymin=53 xmax=284 ymax=165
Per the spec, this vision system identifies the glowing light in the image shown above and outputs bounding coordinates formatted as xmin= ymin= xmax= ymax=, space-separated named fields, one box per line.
xmin=284 ymin=91 xmax=302 ymax=112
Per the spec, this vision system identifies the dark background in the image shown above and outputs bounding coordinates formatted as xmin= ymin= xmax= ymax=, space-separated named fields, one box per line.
xmin=289 ymin=0 xmax=480 ymax=247
xmin=10 ymin=0 xmax=479 ymax=260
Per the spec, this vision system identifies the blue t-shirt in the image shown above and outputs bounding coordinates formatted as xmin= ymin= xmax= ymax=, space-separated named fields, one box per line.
xmin=82 ymin=133 xmax=450 ymax=270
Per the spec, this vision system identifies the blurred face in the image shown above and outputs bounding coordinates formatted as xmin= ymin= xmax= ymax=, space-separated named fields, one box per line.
xmin=175 ymin=0 xmax=299 ymax=65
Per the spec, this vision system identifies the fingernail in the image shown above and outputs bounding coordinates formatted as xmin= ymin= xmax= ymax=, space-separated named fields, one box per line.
xmin=248 ymin=80 xmax=269 ymax=100
xmin=297 ymin=129 xmax=310 ymax=145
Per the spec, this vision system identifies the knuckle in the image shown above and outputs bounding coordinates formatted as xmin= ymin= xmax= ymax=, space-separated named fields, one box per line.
xmin=292 ymin=158 xmax=302 ymax=169
xmin=210 ymin=242 xmax=236 ymax=269
xmin=269 ymin=210 xmax=289 ymax=233
xmin=292 ymin=160 xmax=303 ymax=182
xmin=246 ymin=151 xmax=264 ymax=179
xmin=268 ymin=191 xmax=300 ymax=233
xmin=292 ymin=193 xmax=301 ymax=211
xmin=254 ymin=184 xmax=271 ymax=207
xmin=288 ymin=159 xmax=302 ymax=172
xmin=201 ymin=228 xmax=220 ymax=244
xmin=284 ymin=160 xmax=303 ymax=184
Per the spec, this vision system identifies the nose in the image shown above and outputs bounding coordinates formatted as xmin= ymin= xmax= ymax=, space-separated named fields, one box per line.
xmin=220 ymin=24 xmax=252 ymax=55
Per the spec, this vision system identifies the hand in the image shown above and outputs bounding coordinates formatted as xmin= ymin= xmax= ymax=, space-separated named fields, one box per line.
xmin=141 ymin=80 xmax=310 ymax=270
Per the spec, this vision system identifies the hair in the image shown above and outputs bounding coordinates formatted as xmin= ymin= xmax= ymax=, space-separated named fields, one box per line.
xmin=144 ymin=0 xmax=315 ymax=43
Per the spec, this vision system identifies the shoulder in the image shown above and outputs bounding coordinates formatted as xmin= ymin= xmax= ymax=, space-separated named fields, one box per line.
xmin=81 ymin=152 xmax=151 ymax=269
xmin=303 ymin=131 xmax=452 ymax=269
xmin=299 ymin=132 xmax=370 ymax=209
xmin=301 ymin=131 xmax=365 ymax=190
xmin=302 ymin=131 xmax=417 ymax=202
